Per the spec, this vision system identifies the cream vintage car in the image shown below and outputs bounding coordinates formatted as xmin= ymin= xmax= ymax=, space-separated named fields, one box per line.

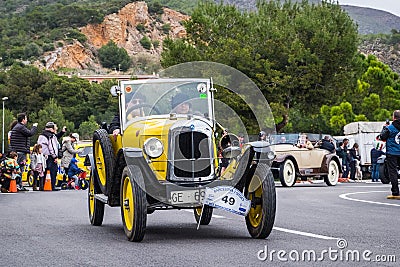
xmin=270 ymin=134 xmax=341 ymax=187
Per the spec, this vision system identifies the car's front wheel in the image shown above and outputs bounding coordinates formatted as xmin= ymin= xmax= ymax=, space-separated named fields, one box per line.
xmin=194 ymin=205 xmax=213 ymax=225
xmin=121 ymin=166 xmax=147 ymax=242
xmin=245 ymin=164 xmax=276 ymax=239
xmin=324 ymin=160 xmax=339 ymax=186
xmin=279 ymin=159 xmax=296 ymax=187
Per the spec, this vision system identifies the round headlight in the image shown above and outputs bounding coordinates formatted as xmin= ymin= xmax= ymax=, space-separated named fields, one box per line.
xmin=144 ymin=137 xmax=164 ymax=158
xmin=267 ymin=150 xmax=275 ymax=160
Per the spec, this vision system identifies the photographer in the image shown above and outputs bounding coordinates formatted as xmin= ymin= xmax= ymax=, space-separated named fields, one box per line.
xmin=379 ymin=110 xmax=400 ymax=199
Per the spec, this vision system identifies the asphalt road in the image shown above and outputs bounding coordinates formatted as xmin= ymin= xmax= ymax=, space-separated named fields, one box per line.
xmin=0 ymin=181 xmax=399 ymax=266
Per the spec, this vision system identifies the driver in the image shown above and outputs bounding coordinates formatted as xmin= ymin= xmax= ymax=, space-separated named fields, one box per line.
xmin=171 ymin=93 xmax=191 ymax=114
xmin=109 ymin=92 xmax=146 ymax=137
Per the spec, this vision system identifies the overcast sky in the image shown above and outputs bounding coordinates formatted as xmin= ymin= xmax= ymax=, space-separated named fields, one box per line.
xmin=338 ymin=0 xmax=400 ymax=17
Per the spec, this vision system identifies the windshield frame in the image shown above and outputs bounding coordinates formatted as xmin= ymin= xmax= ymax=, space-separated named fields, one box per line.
xmin=118 ymin=78 xmax=214 ymax=132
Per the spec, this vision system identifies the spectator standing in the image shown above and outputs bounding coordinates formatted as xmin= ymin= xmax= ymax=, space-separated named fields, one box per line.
xmin=30 ymin=144 xmax=47 ymax=191
xmin=9 ymin=113 xmax=38 ymax=191
xmin=349 ymin=143 xmax=360 ymax=181
xmin=61 ymin=133 xmax=80 ymax=180
xmin=37 ymin=122 xmax=59 ymax=191
xmin=338 ymin=139 xmax=350 ymax=178
xmin=379 ymin=110 xmax=400 ymax=199
xmin=370 ymin=146 xmax=385 ymax=182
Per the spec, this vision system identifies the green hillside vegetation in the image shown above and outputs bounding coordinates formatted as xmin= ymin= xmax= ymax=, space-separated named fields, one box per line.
xmin=0 ymin=0 xmax=195 ymax=67
xmin=1 ymin=0 xmax=400 ymax=143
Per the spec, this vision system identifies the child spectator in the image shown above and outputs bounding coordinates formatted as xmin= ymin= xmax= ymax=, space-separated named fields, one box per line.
xmin=30 ymin=144 xmax=47 ymax=191
xmin=67 ymin=157 xmax=82 ymax=190
xmin=0 ymin=151 xmax=22 ymax=192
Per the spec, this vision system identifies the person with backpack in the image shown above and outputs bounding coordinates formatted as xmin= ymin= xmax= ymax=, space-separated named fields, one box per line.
xmin=60 ymin=133 xmax=81 ymax=183
xmin=37 ymin=122 xmax=60 ymax=191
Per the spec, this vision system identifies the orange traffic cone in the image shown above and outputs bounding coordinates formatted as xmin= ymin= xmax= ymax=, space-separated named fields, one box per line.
xmin=44 ymin=170 xmax=52 ymax=191
xmin=9 ymin=179 xmax=17 ymax=193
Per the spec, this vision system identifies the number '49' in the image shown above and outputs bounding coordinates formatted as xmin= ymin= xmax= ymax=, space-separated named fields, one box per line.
xmin=222 ymin=196 xmax=235 ymax=205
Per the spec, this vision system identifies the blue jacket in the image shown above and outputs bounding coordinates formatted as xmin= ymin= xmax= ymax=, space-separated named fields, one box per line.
xmin=67 ymin=158 xmax=82 ymax=177
xmin=380 ymin=120 xmax=400 ymax=156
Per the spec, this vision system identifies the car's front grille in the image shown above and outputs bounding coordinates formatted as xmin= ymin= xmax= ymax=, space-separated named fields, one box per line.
xmin=173 ymin=131 xmax=211 ymax=178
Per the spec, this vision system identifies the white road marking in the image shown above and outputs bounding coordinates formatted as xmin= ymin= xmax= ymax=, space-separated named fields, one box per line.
xmin=272 ymin=227 xmax=340 ymax=240
xmin=182 ymin=210 xmax=341 ymax=240
xmin=339 ymin=191 xmax=400 ymax=207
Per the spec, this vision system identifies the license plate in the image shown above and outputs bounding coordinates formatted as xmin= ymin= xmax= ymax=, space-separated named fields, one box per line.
xmin=170 ymin=189 xmax=205 ymax=204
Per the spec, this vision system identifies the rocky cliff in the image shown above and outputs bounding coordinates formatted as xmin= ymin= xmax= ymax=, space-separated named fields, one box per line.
xmin=41 ymin=1 xmax=188 ymax=72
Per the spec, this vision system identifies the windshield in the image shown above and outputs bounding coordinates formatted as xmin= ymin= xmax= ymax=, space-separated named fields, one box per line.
xmin=120 ymin=79 xmax=211 ymax=124
xmin=77 ymin=146 xmax=92 ymax=157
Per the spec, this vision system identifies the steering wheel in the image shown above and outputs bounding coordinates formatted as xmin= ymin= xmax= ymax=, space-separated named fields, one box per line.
xmin=126 ymin=103 xmax=161 ymax=117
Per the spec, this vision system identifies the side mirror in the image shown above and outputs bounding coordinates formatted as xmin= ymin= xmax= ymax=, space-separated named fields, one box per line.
xmin=222 ymin=146 xmax=241 ymax=159
xmin=110 ymin=85 xmax=121 ymax=97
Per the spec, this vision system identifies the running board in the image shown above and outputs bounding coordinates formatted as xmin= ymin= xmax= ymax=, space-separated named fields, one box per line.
xmin=94 ymin=194 xmax=108 ymax=204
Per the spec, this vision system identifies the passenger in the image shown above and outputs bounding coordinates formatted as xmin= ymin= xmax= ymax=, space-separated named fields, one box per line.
xmin=259 ymin=131 xmax=267 ymax=141
xmin=317 ymin=136 xmax=335 ymax=153
xmin=297 ymin=135 xmax=314 ymax=150
xmin=0 ymin=151 xmax=21 ymax=193
xmin=109 ymin=92 xmax=146 ymax=137
xmin=279 ymin=136 xmax=287 ymax=143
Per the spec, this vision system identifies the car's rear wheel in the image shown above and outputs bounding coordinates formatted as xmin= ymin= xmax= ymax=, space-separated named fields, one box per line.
xmin=279 ymin=159 xmax=296 ymax=187
xmin=245 ymin=164 xmax=276 ymax=239
xmin=88 ymin=169 xmax=105 ymax=226
xmin=324 ymin=160 xmax=340 ymax=186
xmin=379 ymin=164 xmax=390 ymax=184
xmin=121 ymin=166 xmax=147 ymax=242
xmin=93 ymin=129 xmax=114 ymax=195
xmin=194 ymin=205 xmax=213 ymax=225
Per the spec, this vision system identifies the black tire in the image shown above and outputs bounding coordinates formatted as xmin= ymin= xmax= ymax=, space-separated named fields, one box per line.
xmin=194 ymin=205 xmax=213 ymax=225
xmin=60 ymin=182 xmax=68 ymax=190
xmin=93 ymin=129 xmax=115 ymax=195
xmin=80 ymin=179 xmax=89 ymax=190
xmin=279 ymin=159 xmax=296 ymax=187
xmin=88 ymin=169 xmax=105 ymax=226
xmin=120 ymin=166 xmax=147 ymax=242
xmin=245 ymin=164 xmax=276 ymax=239
xmin=379 ymin=164 xmax=390 ymax=184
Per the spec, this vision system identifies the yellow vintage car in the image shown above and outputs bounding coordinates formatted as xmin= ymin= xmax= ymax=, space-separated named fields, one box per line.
xmin=22 ymin=142 xmax=92 ymax=187
xmin=86 ymin=78 xmax=276 ymax=242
